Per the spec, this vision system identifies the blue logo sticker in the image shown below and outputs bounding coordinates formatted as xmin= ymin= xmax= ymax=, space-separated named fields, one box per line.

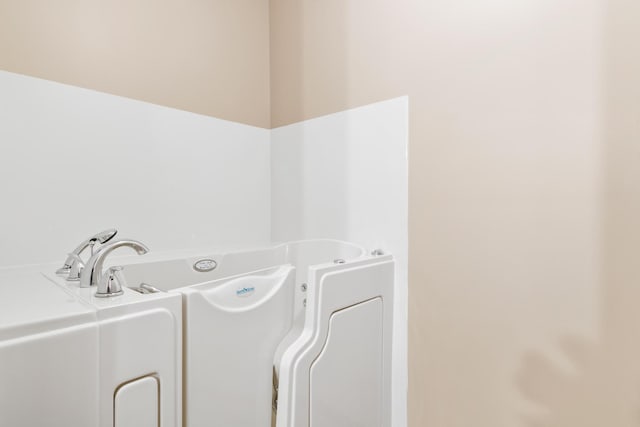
xmin=236 ymin=286 xmax=255 ymax=297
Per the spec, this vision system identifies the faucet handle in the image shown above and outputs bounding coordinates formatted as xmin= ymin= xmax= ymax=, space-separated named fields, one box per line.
xmin=96 ymin=266 xmax=126 ymax=298
xmin=66 ymin=253 xmax=85 ymax=282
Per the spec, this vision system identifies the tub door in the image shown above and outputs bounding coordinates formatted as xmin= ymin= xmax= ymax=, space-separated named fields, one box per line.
xmin=275 ymin=256 xmax=394 ymax=427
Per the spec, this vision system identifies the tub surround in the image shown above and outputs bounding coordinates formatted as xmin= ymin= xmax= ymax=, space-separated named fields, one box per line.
xmin=0 ymin=70 xmax=408 ymax=427
xmin=271 ymin=97 xmax=408 ymax=423
xmin=0 ymin=69 xmax=271 ymax=268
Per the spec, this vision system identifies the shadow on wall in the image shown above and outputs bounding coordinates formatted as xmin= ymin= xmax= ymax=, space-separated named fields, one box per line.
xmin=517 ymin=0 xmax=640 ymax=425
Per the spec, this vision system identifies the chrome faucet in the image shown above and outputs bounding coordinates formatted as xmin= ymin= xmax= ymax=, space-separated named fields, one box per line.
xmin=56 ymin=229 xmax=118 ymax=279
xmin=80 ymin=239 xmax=149 ymax=297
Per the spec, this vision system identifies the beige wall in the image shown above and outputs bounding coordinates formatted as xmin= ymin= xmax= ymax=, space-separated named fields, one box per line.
xmin=0 ymin=0 xmax=271 ymax=128
xmin=271 ymin=0 xmax=640 ymax=426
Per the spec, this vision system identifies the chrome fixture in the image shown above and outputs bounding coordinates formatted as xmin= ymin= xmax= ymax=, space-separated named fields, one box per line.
xmin=193 ymin=258 xmax=217 ymax=272
xmin=371 ymin=249 xmax=385 ymax=256
xmin=56 ymin=229 xmax=118 ymax=278
xmin=80 ymin=239 xmax=149 ymax=298
xmin=97 ymin=266 xmax=127 ymax=298
xmin=139 ymin=283 xmax=161 ymax=293
xmin=130 ymin=283 xmax=162 ymax=294
xmin=66 ymin=253 xmax=85 ymax=281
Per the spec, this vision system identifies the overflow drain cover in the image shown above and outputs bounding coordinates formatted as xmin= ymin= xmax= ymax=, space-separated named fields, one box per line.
xmin=193 ymin=258 xmax=217 ymax=272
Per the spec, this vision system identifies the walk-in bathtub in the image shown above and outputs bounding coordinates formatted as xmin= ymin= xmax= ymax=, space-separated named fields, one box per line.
xmin=0 ymin=239 xmax=394 ymax=427
xmin=120 ymin=239 xmax=394 ymax=427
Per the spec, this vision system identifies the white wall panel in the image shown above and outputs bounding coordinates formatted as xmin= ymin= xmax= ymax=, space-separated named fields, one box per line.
xmin=271 ymin=97 xmax=408 ymax=427
xmin=0 ymin=70 xmax=271 ymax=267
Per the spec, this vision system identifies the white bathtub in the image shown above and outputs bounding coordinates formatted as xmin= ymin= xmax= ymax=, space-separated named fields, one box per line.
xmin=119 ymin=239 xmax=374 ymax=426
xmin=0 ymin=239 xmax=393 ymax=427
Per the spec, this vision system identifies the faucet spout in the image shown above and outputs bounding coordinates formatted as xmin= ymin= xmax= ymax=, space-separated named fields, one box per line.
xmin=80 ymin=239 xmax=149 ymax=289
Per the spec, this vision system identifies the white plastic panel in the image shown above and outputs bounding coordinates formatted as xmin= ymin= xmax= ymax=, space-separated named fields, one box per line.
xmin=0 ymin=269 xmax=96 ymax=341
xmin=310 ymin=298 xmax=383 ymax=427
xmin=115 ymin=376 xmax=158 ymax=427
xmin=0 ymin=69 xmax=271 ymax=269
xmin=184 ymin=266 xmax=295 ymax=427
xmin=276 ymin=257 xmax=394 ymax=427
xmin=98 ymin=304 xmax=182 ymax=427
xmin=0 ymin=324 xmax=99 ymax=427
xmin=271 ymin=97 xmax=408 ymax=427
